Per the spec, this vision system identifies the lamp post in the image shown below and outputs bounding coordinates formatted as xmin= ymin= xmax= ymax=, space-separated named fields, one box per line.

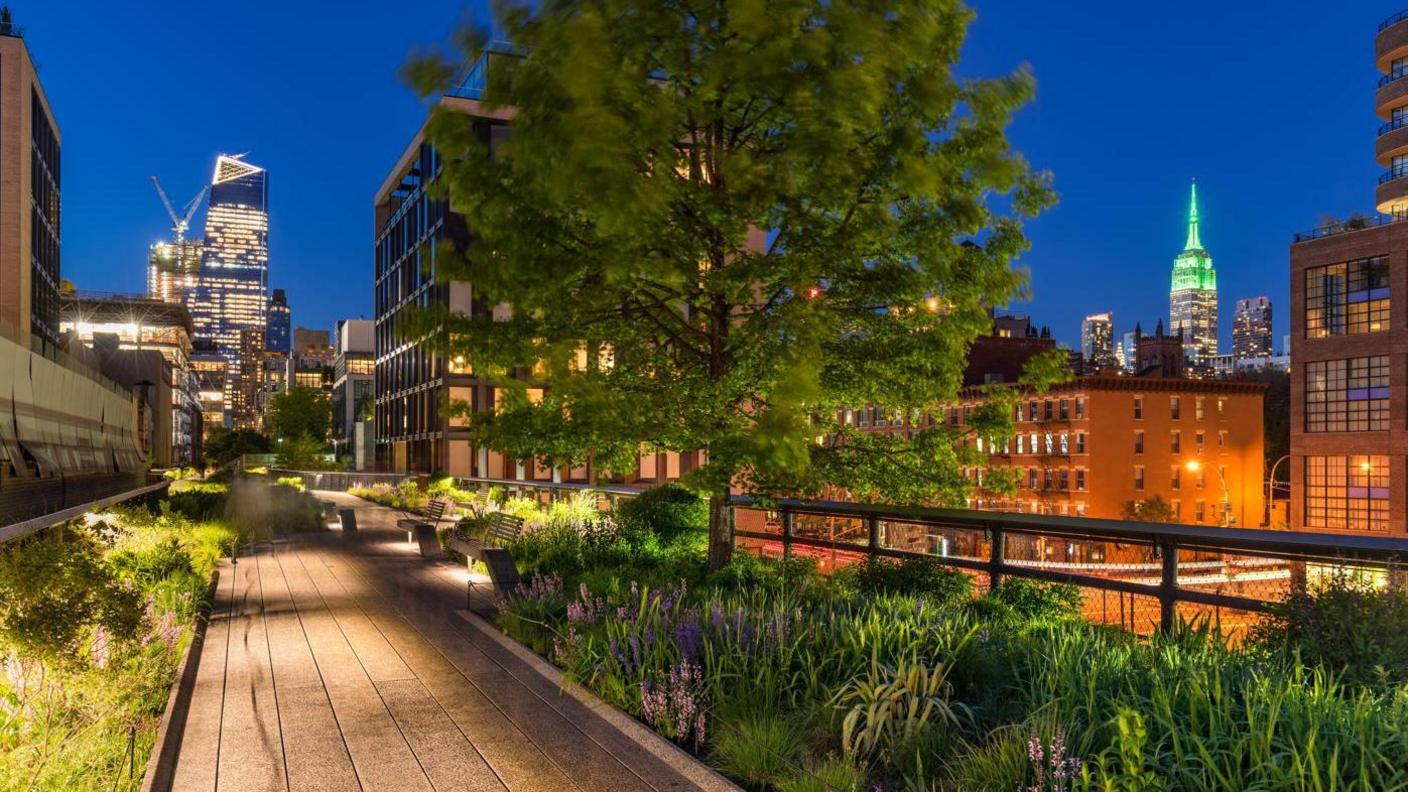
xmin=1266 ymin=454 xmax=1290 ymax=528
xmin=1186 ymin=459 xmax=1231 ymax=527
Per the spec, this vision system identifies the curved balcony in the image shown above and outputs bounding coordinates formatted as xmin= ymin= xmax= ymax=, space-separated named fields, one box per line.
xmin=1378 ymin=117 xmax=1408 ymax=163
xmin=1377 ymin=73 xmax=1408 ymax=119
xmin=1378 ymin=10 xmax=1408 ymax=72
xmin=1376 ymin=167 xmax=1408 ymax=214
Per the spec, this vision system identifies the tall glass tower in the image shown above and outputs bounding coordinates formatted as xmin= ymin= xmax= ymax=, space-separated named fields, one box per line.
xmin=1169 ymin=181 xmax=1217 ymax=367
xmin=185 ymin=154 xmax=268 ymax=423
xmin=267 ymin=287 xmax=291 ymax=354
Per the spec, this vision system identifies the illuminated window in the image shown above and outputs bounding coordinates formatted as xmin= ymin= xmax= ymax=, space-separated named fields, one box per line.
xmin=1133 ymin=465 xmax=1145 ymax=491
xmin=1133 ymin=397 xmax=1143 ymax=420
xmin=1195 ymin=396 xmax=1205 ymax=420
xmin=1169 ymin=396 xmax=1181 ymax=420
xmin=1306 ymin=257 xmax=1390 ymax=337
xmin=1305 ymin=456 xmax=1389 ymax=531
xmin=1306 ymin=357 xmax=1389 ymax=432
xmin=1133 ymin=431 xmax=1144 ymax=454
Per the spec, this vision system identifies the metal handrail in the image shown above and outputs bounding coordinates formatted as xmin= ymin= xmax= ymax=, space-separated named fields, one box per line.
xmin=1293 ymin=213 xmax=1400 ymax=242
xmin=731 ymin=495 xmax=1408 ymax=633
xmin=1381 ymin=116 xmax=1408 ymax=135
xmin=1382 ymin=9 xmax=1408 ymax=31
xmin=1379 ymin=167 xmax=1408 ymax=184
xmin=0 ymin=480 xmax=170 ymax=544
xmin=1378 ymin=69 xmax=1408 ymax=87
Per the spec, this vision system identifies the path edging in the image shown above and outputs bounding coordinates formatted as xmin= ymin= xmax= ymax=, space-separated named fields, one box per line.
xmin=456 ymin=608 xmax=742 ymax=792
xmin=140 ymin=566 xmax=221 ymax=792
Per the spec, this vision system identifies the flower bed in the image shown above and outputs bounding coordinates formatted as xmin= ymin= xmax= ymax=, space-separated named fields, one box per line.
xmin=0 ymin=475 xmax=326 ymax=790
xmin=493 ymin=487 xmax=1408 ymax=791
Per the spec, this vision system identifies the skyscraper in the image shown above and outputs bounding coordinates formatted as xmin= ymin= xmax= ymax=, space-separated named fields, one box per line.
xmin=1080 ymin=312 xmax=1117 ymax=367
xmin=1232 ymin=296 xmax=1273 ymax=361
xmin=186 ymin=154 xmax=269 ymax=425
xmin=267 ymin=288 xmax=291 ymax=354
xmin=1169 ymin=181 xmax=1218 ymax=367
xmin=147 ymin=239 xmax=203 ymax=305
xmin=1117 ymin=331 xmax=1136 ymax=373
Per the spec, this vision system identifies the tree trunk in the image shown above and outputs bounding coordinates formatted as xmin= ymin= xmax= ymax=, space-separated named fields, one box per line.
xmin=707 ymin=487 xmax=734 ymax=570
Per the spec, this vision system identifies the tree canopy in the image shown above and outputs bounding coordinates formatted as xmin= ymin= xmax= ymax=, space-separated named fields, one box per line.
xmin=267 ymin=387 xmax=332 ymax=444
xmin=406 ymin=0 xmax=1056 ymax=566
xmin=203 ymin=427 xmax=270 ymax=468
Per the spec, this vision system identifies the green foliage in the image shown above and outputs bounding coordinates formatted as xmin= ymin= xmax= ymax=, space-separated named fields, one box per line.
xmin=349 ymin=480 xmax=429 ymax=512
xmin=776 ymin=755 xmax=866 ymax=792
xmin=0 ymin=497 xmax=236 ymax=790
xmin=615 ymin=485 xmax=707 ymax=548
xmin=711 ymin=709 xmax=805 ymax=788
xmin=203 ymin=426 xmax=270 ymax=467
xmin=267 ymin=386 xmax=332 ymax=443
xmin=275 ymin=475 xmax=306 ymax=492
xmin=275 ymin=435 xmax=335 ymax=470
xmin=839 ymin=556 xmax=973 ymax=603
xmin=225 ymin=477 xmax=325 ymax=542
xmin=835 ymin=650 xmax=972 ymax=766
xmin=405 ymin=0 xmax=1054 ymax=566
xmin=979 ymin=578 xmax=1083 ymax=622
xmin=1249 ymin=572 xmax=1408 ymax=687
xmin=1120 ymin=495 xmax=1176 ymax=523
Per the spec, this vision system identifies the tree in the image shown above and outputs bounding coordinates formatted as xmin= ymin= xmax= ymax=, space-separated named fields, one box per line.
xmin=203 ymin=427 xmax=270 ymax=468
xmin=267 ymin=387 xmax=332 ymax=444
xmin=1246 ymin=368 xmax=1289 ymax=487
xmin=1121 ymin=495 xmax=1177 ymax=524
xmin=406 ymin=0 xmax=1054 ymax=567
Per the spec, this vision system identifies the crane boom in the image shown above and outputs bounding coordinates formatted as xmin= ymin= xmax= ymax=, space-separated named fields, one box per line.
xmin=151 ymin=176 xmax=207 ymax=244
xmin=151 ymin=176 xmax=180 ymax=227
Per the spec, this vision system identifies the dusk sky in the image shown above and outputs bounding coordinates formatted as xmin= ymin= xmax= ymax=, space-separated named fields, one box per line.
xmin=25 ymin=0 xmax=1384 ymax=349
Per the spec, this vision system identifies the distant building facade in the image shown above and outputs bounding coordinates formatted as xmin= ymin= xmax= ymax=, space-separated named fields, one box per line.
xmin=186 ymin=155 xmax=269 ymax=426
xmin=1169 ymin=182 xmax=1218 ymax=367
xmin=267 ymin=287 xmax=291 ymax=355
xmin=59 ymin=292 xmax=201 ymax=465
xmin=1117 ymin=331 xmax=1136 ymax=373
xmin=147 ymin=240 xmax=202 ymax=305
xmin=1232 ymin=296 xmax=1273 ymax=361
xmin=332 ymin=319 xmax=374 ymax=464
xmin=1080 ymin=312 xmax=1117 ymax=368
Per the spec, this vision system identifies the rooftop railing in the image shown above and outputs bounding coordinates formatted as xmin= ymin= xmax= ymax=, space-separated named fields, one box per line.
xmin=1382 ymin=9 xmax=1408 ymax=31
xmin=449 ymin=41 xmax=525 ymax=101
xmin=1293 ymin=213 xmax=1401 ymax=242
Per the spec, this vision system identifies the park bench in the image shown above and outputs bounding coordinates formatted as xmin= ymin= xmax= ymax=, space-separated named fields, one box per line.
xmin=398 ymin=498 xmax=457 ymax=559
xmin=446 ymin=512 xmax=525 ymax=590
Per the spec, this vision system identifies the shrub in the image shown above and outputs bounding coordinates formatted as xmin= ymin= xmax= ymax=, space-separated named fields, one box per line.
xmin=1249 ymin=571 xmax=1408 ymax=687
xmin=776 ymin=755 xmax=866 ymax=792
xmin=275 ymin=475 xmax=306 ymax=492
xmin=840 ymin=556 xmax=973 ymax=603
xmin=615 ymin=484 xmax=706 ymax=548
xmin=712 ymin=708 xmax=805 ymax=787
xmin=977 ymin=578 xmax=1082 ymax=622
xmin=836 ymin=655 xmax=971 ymax=764
xmin=107 ymin=537 xmax=195 ymax=586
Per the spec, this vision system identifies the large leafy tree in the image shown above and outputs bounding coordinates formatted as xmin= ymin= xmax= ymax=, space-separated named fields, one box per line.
xmin=267 ymin=387 xmax=332 ymax=444
xmin=406 ymin=0 xmax=1055 ymax=567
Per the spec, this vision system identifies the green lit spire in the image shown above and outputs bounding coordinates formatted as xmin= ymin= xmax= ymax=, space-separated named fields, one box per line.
xmin=1185 ymin=180 xmax=1202 ymax=250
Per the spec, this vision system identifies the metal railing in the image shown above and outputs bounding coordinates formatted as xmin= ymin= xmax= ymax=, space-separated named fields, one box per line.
xmin=1382 ymin=9 xmax=1408 ymax=31
xmin=1379 ymin=69 xmax=1408 ymax=87
xmin=730 ymin=496 xmax=1408 ymax=634
xmin=1381 ymin=116 xmax=1408 ymax=135
xmin=0 ymin=480 xmax=169 ymax=544
xmin=1380 ymin=166 xmax=1408 ymax=184
xmin=1293 ymin=213 xmax=1401 ymax=241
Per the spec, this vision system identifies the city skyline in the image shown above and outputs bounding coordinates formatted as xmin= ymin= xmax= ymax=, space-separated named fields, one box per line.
xmin=17 ymin=0 xmax=1383 ymax=347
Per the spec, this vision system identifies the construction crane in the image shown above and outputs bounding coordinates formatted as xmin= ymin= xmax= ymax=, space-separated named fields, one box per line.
xmin=151 ymin=176 xmax=209 ymax=245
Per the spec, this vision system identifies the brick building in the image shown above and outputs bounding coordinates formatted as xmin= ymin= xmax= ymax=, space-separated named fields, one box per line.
xmin=1286 ymin=10 xmax=1408 ymax=534
xmin=853 ymin=375 xmax=1266 ymax=526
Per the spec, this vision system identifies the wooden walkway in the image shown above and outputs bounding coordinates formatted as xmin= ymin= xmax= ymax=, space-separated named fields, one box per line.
xmin=161 ymin=491 xmax=734 ymax=792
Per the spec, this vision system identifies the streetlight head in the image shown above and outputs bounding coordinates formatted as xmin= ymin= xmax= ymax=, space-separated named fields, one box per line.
xmin=1360 ymin=460 xmax=1373 ymax=472
xmin=1185 ymin=460 xmax=1201 ymax=472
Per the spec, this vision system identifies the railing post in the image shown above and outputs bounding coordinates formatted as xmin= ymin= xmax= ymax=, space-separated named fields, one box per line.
xmin=988 ymin=525 xmax=1005 ymax=590
xmin=866 ymin=514 xmax=880 ymax=557
xmin=1158 ymin=537 xmax=1177 ymax=634
xmin=781 ymin=508 xmax=794 ymax=561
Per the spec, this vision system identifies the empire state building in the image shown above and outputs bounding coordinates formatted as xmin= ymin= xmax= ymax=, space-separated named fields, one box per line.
xmin=1169 ymin=181 xmax=1218 ymax=366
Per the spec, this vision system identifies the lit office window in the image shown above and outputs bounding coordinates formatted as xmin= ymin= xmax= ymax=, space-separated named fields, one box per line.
xmin=1306 ymin=256 xmax=1390 ymax=337
xmin=1305 ymin=455 xmax=1389 ymax=531
xmin=1305 ymin=357 xmax=1390 ymax=432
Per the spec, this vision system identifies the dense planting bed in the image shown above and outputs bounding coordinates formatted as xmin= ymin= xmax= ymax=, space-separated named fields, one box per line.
xmin=428 ymin=483 xmax=1408 ymax=792
xmin=0 ymin=473 xmax=324 ymax=790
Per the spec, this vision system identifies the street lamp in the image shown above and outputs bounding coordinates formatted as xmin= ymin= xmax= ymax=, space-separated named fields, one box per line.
xmin=1185 ymin=459 xmax=1231 ymax=527
xmin=1266 ymin=454 xmax=1290 ymax=528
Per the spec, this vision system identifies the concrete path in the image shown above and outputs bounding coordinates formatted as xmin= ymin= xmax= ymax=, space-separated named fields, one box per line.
xmin=161 ymin=491 xmax=734 ymax=792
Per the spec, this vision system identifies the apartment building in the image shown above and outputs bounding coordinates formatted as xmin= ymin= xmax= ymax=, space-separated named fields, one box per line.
xmin=853 ymin=376 xmax=1266 ymax=526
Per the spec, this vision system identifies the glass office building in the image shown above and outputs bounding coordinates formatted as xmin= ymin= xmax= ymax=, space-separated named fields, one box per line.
xmin=185 ymin=155 xmax=269 ymax=423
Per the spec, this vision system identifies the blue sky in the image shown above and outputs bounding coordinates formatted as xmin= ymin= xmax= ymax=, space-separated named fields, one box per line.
xmin=25 ymin=0 xmax=1385 ymax=349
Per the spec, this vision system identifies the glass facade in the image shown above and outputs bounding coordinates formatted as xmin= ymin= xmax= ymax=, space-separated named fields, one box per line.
xmin=267 ymin=288 xmax=291 ymax=354
xmin=148 ymin=240 xmax=203 ymax=305
xmin=186 ymin=155 xmax=269 ymax=425
xmin=1304 ymin=256 xmax=1390 ymax=337
xmin=1304 ymin=356 xmax=1390 ymax=432
xmin=1304 ymin=455 xmax=1389 ymax=531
